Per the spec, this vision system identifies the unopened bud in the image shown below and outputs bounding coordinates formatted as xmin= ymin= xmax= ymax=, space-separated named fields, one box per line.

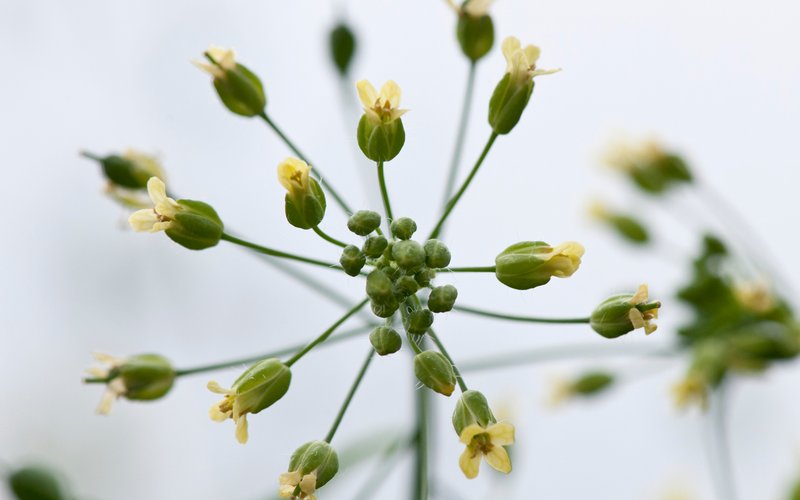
xmin=391 ymin=217 xmax=417 ymax=240
xmin=414 ymin=350 xmax=456 ymax=396
xmin=370 ymin=326 xmax=402 ymax=356
xmin=428 ymin=285 xmax=458 ymax=313
xmin=340 ymin=245 xmax=366 ymax=276
xmin=348 ymin=210 xmax=382 ymax=236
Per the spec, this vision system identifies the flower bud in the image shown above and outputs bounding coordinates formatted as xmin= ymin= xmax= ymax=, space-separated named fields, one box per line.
xmin=339 ymin=245 xmax=366 ymax=277
xmin=604 ymin=139 xmax=693 ymax=195
xmin=390 ymin=217 xmax=417 ymax=240
xmin=371 ymin=298 xmax=400 ymax=318
xmin=494 ymin=241 xmax=584 ymax=290
xmin=424 ymin=239 xmax=452 ymax=269
xmin=85 ymin=149 xmax=166 ymax=190
xmin=452 ymin=390 xmax=495 ymax=436
xmin=278 ymin=158 xmax=327 ymax=230
xmin=194 ymin=47 xmax=266 ymax=117
xmin=370 ymin=326 xmax=402 ymax=356
xmin=392 ymin=240 xmax=426 ymax=273
xmin=86 ymin=352 xmax=176 ymax=415
xmin=279 ymin=441 xmax=339 ymax=499
xmin=415 ymin=268 xmax=436 ymax=288
xmin=456 ymin=13 xmax=495 ymax=62
xmin=406 ymin=308 xmax=434 ymax=334
xmin=395 ymin=275 xmax=420 ymax=296
xmin=356 ymin=80 xmax=407 ymax=162
xmin=362 ymin=235 xmax=389 ymax=258
xmin=589 ymin=202 xmax=650 ymax=245
xmin=590 ymin=284 xmax=660 ymax=338
xmin=329 ymin=23 xmax=356 ymax=77
xmin=428 ymin=285 xmax=458 ymax=313
xmin=366 ymin=269 xmax=395 ymax=303
xmin=347 ymin=210 xmax=382 ymax=236
xmin=414 ymin=350 xmax=456 ymax=396
xmin=9 ymin=466 xmax=69 ymax=500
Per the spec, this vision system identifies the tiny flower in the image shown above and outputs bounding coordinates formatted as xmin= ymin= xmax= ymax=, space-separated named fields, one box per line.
xmin=461 ymin=0 xmax=494 ymax=17
xmin=495 ymin=241 xmax=584 ymax=290
xmin=734 ymin=280 xmax=776 ymax=314
xmin=590 ymin=284 xmax=661 ymax=338
xmin=458 ymin=422 xmax=515 ymax=479
xmin=193 ymin=46 xmax=267 ymax=117
xmin=279 ymin=441 xmax=339 ymax=499
xmin=627 ymin=284 xmax=660 ymax=334
xmin=86 ymin=352 xmax=175 ymax=414
xmin=501 ymin=36 xmax=560 ymax=84
xmin=278 ymin=157 xmax=311 ymax=197
xmin=193 ymin=46 xmax=237 ymax=79
xmin=277 ymin=157 xmax=327 ymax=229
xmin=356 ymin=80 xmax=407 ymax=125
xmin=356 ymin=80 xmax=408 ymax=162
xmin=128 ymin=177 xmax=180 ymax=233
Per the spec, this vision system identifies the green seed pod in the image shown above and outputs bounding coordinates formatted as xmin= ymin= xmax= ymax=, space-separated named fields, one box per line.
xmin=230 ymin=358 xmax=292 ymax=415
xmin=369 ymin=326 xmax=402 ymax=356
xmin=366 ymin=269 xmax=395 ymax=303
xmin=115 ymin=354 xmax=176 ymax=401
xmin=197 ymin=48 xmax=266 ymax=118
xmin=452 ymin=389 xmax=496 ymax=436
xmin=428 ymin=285 xmax=458 ymax=313
xmin=392 ymin=240 xmax=426 ymax=273
xmin=347 ymin=210 xmax=382 ymax=236
xmin=287 ymin=440 xmax=340 ymax=489
xmin=494 ymin=241 xmax=584 ymax=290
xmin=363 ymin=235 xmax=389 ymax=258
xmin=415 ymin=268 xmax=436 ymax=288
xmin=424 ymin=239 xmax=452 ymax=268
xmin=329 ymin=23 xmax=356 ymax=77
xmin=571 ymin=372 xmax=615 ymax=396
xmin=488 ymin=73 xmax=534 ymax=135
xmin=357 ymin=115 xmax=406 ymax=163
xmin=339 ymin=245 xmax=366 ymax=277
xmin=9 ymin=466 xmax=68 ymax=500
xmin=406 ymin=308 xmax=434 ymax=334
xmin=395 ymin=275 xmax=420 ymax=296
xmin=414 ymin=350 xmax=456 ymax=396
xmin=456 ymin=13 xmax=494 ymax=62
xmin=390 ymin=217 xmax=417 ymax=240
xmin=162 ymin=199 xmax=224 ymax=250
xmin=371 ymin=298 xmax=399 ymax=318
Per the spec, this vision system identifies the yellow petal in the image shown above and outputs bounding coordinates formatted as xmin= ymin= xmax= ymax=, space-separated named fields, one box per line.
xmin=522 ymin=44 xmax=541 ymax=66
xmin=501 ymin=36 xmax=521 ymax=69
xmin=458 ymin=447 xmax=481 ymax=479
xmin=235 ymin=414 xmax=249 ymax=444
xmin=459 ymin=423 xmax=486 ymax=445
xmin=484 ymin=445 xmax=512 ymax=474
xmin=630 ymin=284 xmax=649 ymax=305
xmin=206 ymin=46 xmax=236 ymax=70
xmin=486 ymin=422 xmax=515 ymax=446
xmin=629 ymin=308 xmax=645 ymax=330
xmin=356 ymin=80 xmax=378 ymax=110
xmin=299 ymin=472 xmax=317 ymax=495
xmin=209 ymin=401 xmax=230 ymax=422
xmin=463 ymin=0 xmax=493 ymax=17
xmin=380 ymin=80 xmax=402 ymax=109
xmin=277 ymin=157 xmax=310 ymax=193
xmin=128 ymin=209 xmax=159 ymax=232
xmin=96 ymin=388 xmax=116 ymax=415
xmin=278 ymin=485 xmax=296 ymax=498
xmin=207 ymin=380 xmax=231 ymax=395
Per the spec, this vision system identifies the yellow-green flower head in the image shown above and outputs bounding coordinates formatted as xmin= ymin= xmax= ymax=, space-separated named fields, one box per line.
xmin=458 ymin=422 xmax=515 ymax=479
xmin=208 ymin=358 xmax=291 ymax=444
xmin=194 ymin=46 xmax=237 ymax=79
xmin=495 ymin=241 xmax=584 ymax=290
xmin=356 ymin=80 xmax=408 ymax=162
xmin=193 ymin=46 xmax=267 ymax=117
xmin=278 ymin=157 xmax=312 ymax=197
xmin=627 ymin=284 xmax=660 ymax=334
xmin=447 ymin=0 xmax=495 ymax=61
xmin=502 ymin=36 xmax=560 ymax=84
xmin=128 ymin=177 xmax=180 ymax=233
xmin=277 ymin=157 xmax=327 ymax=230
xmin=87 ymin=352 xmax=175 ymax=415
xmin=734 ymin=280 xmax=776 ymax=314
xmin=279 ymin=441 xmax=339 ymax=500
xmin=591 ymin=284 xmax=661 ymax=338
xmin=357 ymin=80 xmax=407 ymax=125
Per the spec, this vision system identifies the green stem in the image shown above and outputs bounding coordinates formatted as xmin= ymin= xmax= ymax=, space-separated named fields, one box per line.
xmin=377 ymin=161 xmax=394 ymax=225
xmin=259 ymin=112 xmax=353 ymax=215
xmin=413 ymin=339 xmax=430 ymax=500
xmin=80 ymin=150 xmax=103 ymax=161
xmin=353 ymin=435 xmax=414 ymax=500
xmin=437 ymin=265 xmax=496 ymax=273
xmin=221 ymin=233 xmax=344 ymax=272
xmin=427 ymin=328 xmax=468 ymax=392
xmin=312 ymin=226 xmax=348 ymax=248
xmin=441 ymin=61 xmax=477 ymax=210
xmin=453 ymin=304 xmax=590 ymax=324
xmin=324 ymin=348 xmax=376 ymax=443
xmin=285 ymin=298 xmax=370 ymax=366
xmin=428 ymin=131 xmax=498 ymax=239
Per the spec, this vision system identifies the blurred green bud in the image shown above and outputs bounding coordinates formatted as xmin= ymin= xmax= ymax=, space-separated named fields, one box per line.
xmin=84 ymin=149 xmax=166 ymax=190
xmin=428 ymin=285 xmax=458 ymax=313
xmin=392 ymin=240 xmax=426 ymax=273
xmin=395 ymin=275 xmax=420 ymax=296
xmin=414 ymin=350 xmax=456 ymax=396
xmin=415 ymin=268 xmax=436 ymax=288
xmin=87 ymin=352 xmax=175 ymax=414
xmin=604 ymin=139 xmax=693 ymax=195
xmin=278 ymin=157 xmax=327 ymax=230
xmin=390 ymin=217 xmax=417 ymax=240
xmin=406 ymin=308 xmax=434 ymax=334
xmin=9 ymin=466 xmax=68 ymax=500
xmin=424 ymin=239 xmax=452 ymax=268
xmin=673 ymin=340 xmax=727 ymax=411
xmin=194 ymin=47 xmax=266 ymax=117
xmin=356 ymin=80 xmax=407 ymax=162
xmin=589 ymin=202 xmax=649 ymax=245
xmin=208 ymin=358 xmax=291 ymax=444
xmin=495 ymin=241 xmax=584 ymax=290
xmin=456 ymin=12 xmax=494 ymax=62
xmin=363 ymin=235 xmax=389 ymax=258
xmin=128 ymin=177 xmax=223 ymax=251
xmin=280 ymin=440 xmax=339 ymax=497
xmin=348 ymin=210 xmax=382 ymax=236
xmin=366 ymin=269 xmax=395 ymax=303
xmin=590 ymin=284 xmax=661 ymax=338
xmin=339 ymin=245 xmax=366 ymax=277
xmin=452 ymin=389 xmax=495 ymax=436
xmin=329 ymin=23 xmax=356 ymax=77
xmin=369 ymin=326 xmax=402 ymax=356
xmin=550 ymin=371 xmax=615 ymax=406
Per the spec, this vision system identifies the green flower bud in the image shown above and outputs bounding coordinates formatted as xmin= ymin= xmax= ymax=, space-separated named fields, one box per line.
xmin=673 ymin=340 xmax=727 ymax=410
xmin=369 ymin=326 xmax=402 ymax=356
xmin=85 ymin=149 xmax=166 ymax=190
xmin=395 ymin=275 xmax=420 ymax=296
xmin=280 ymin=441 xmax=339 ymax=497
xmin=339 ymin=245 xmax=366 ymax=277
xmin=589 ymin=201 xmax=649 ymax=244
xmin=452 ymin=390 xmax=496 ymax=436
xmin=572 ymin=372 xmax=615 ymax=395
xmin=329 ymin=23 xmax=356 ymax=77
xmin=347 ymin=210 xmax=382 ymax=236
xmin=424 ymin=239 xmax=452 ymax=268
xmin=405 ymin=308 xmax=434 ymax=334
xmin=428 ymin=285 xmax=458 ymax=313
xmin=590 ymin=284 xmax=660 ymax=338
xmin=414 ymin=350 xmax=457 ymax=396
xmin=356 ymin=80 xmax=407 ymax=162
xmin=392 ymin=240 xmax=426 ymax=273
xmin=382 ymin=241 xmax=395 ymax=260
xmin=278 ymin=157 xmax=327 ymax=230
xmin=87 ymin=352 xmax=176 ymax=414
xmin=363 ymin=235 xmax=389 ymax=258
xmin=371 ymin=298 xmax=400 ymax=319
xmin=456 ymin=13 xmax=494 ymax=62
xmin=390 ymin=217 xmax=417 ymax=240
xmin=495 ymin=241 xmax=584 ymax=290
xmin=195 ymin=47 xmax=266 ymax=117
xmin=604 ymin=140 xmax=693 ymax=195
xmin=415 ymin=268 xmax=436 ymax=288
xmin=9 ymin=466 xmax=68 ymax=500
xmin=366 ymin=269 xmax=395 ymax=303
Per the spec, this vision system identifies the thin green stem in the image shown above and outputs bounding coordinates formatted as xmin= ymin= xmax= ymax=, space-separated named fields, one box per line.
xmin=80 ymin=150 xmax=103 ymax=161
xmin=259 ymin=112 xmax=353 ymax=215
xmin=706 ymin=382 xmax=739 ymax=500
xmin=324 ymin=348 xmax=376 ymax=443
xmin=313 ymin=226 xmax=348 ymax=248
xmin=437 ymin=265 xmax=496 ymax=273
xmin=285 ymin=298 xmax=370 ymax=366
xmin=428 ymin=132 xmax=498 ymax=239
xmin=412 ymin=339 xmax=430 ymax=500
xmin=168 ymin=324 xmax=375 ymax=378
xmin=377 ymin=161 xmax=394 ymax=225
xmin=353 ymin=435 xmax=414 ymax=500
xmin=221 ymin=233 xmax=344 ymax=272
xmin=426 ymin=328 xmax=468 ymax=393
xmin=441 ymin=61 xmax=477 ymax=210
xmin=453 ymin=304 xmax=590 ymax=324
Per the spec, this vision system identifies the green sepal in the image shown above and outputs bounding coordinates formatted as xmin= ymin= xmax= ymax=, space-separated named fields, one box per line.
xmin=357 ymin=115 xmax=405 ymax=162
xmin=231 ymin=358 xmax=292 ymax=415
xmin=116 ymin=354 xmax=175 ymax=401
xmin=456 ymin=14 xmax=494 ymax=62
xmin=452 ymin=390 xmax=495 ymax=435
xmin=362 ymin=235 xmax=388 ymax=258
xmin=339 ymin=245 xmax=366 ymax=277
xmin=347 ymin=210 xmax=381 ymax=236
xmin=166 ymin=199 xmax=224 ymax=250
xmin=369 ymin=326 xmax=402 ymax=356
xmin=494 ymin=241 xmax=552 ymax=290
xmin=366 ymin=269 xmax=395 ymax=304
xmin=284 ymin=178 xmax=327 ymax=230
xmin=287 ymin=440 xmax=339 ymax=489
xmin=395 ymin=276 xmax=420 ymax=297
xmin=405 ymin=308 xmax=434 ymax=334
xmin=608 ymin=214 xmax=650 ymax=244
xmin=590 ymin=294 xmax=638 ymax=339
xmin=390 ymin=217 xmax=417 ymax=240
xmin=571 ymin=372 xmax=615 ymax=396
xmin=213 ymin=62 xmax=267 ymax=117
xmin=488 ymin=73 xmax=534 ymax=135
xmin=99 ymin=155 xmax=149 ymax=189
xmin=414 ymin=350 xmax=456 ymax=397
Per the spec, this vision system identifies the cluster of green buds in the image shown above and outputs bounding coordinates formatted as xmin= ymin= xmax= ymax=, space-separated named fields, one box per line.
xmin=452 ymin=390 xmax=515 ymax=479
xmin=494 ymin=241 xmax=584 ymax=290
xmin=446 ymin=0 xmax=495 ymax=62
xmin=193 ymin=46 xmax=267 ymax=118
xmin=604 ymin=138 xmax=692 ymax=194
xmin=278 ymin=441 xmax=339 ymax=499
xmin=590 ymin=284 xmax=661 ymax=338
xmin=356 ymin=80 xmax=407 ymax=162
xmin=86 ymin=353 xmax=176 ymax=415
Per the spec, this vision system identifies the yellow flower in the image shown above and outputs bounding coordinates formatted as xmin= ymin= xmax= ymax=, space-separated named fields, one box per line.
xmin=193 ymin=46 xmax=237 ymax=79
xmin=603 ymin=137 xmax=665 ymax=172
xmin=672 ymin=374 xmax=708 ymax=410
xmin=277 ymin=157 xmax=312 ymax=197
xmin=628 ymin=284 xmax=660 ymax=335
xmin=501 ymin=36 xmax=560 ymax=85
xmin=734 ymin=280 xmax=775 ymax=314
xmin=447 ymin=0 xmax=493 ymax=17
xmin=279 ymin=471 xmax=317 ymax=500
xmin=356 ymin=79 xmax=408 ymax=125
xmin=544 ymin=241 xmax=585 ymax=278
xmin=458 ymin=422 xmax=514 ymax=479
xmin=207 ymin=380 xmax=250 ymax=444
xmin=87 ymin=353 xmax=128 ymax=415
xmin=128 ymin=177 xmax=180 ymax=233
xmin=86 ymin=352 xmax=175 ymax=414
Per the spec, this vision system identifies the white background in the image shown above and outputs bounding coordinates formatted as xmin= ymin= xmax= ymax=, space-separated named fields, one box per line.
xmin=1 ymin=0 xmax=799 ymax=499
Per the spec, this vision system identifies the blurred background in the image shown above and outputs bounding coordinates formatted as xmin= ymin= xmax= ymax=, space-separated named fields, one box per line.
xmin=2 ymin=0 xmax=799 ymax=499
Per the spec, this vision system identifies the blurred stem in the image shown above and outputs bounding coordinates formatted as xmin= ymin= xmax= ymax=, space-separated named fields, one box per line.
xmin=285 ymin=298 xmax=370 ymax=366
xmin=221 ymin=233 xmax=345 ymax=272
xmin=313 ymin=226 xmax=348 ymax=248
xmin=353 ymin=435 xmax=414 ymax=500
xmin=259 ymin=112 xmax=353 ymax=215
xmin=706 ymin=382 xmax=739 ymax=500
xmin=428 ymin=131 xmax=498 ymax=239
xmin=413 ymin=338 xmax=430 ymax=500
xmin=453 ymin=304 xmax=590 ymax=324
xmin=441 ymin=62 xmax=477 ymax=213
xmin=325 ymin=348 xmax=376 ymax=443
xmin=377 ymin=161 xmax=394 ymax=225
xmin=437 ymin=266 xmax=496 ymax=273
xmin=80 ymin=150 xmax=103 ymax=161
xmin=427 ymin=328 xmax=468 ymax=393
